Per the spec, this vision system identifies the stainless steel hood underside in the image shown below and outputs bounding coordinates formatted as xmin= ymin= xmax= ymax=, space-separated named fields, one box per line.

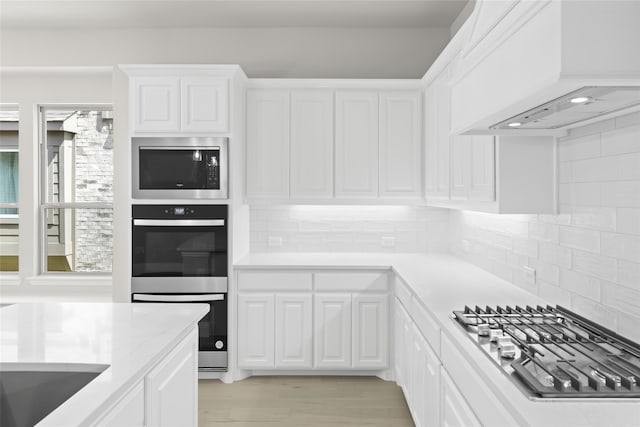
xmin=490 ymin=86 xmax=640 ymax=131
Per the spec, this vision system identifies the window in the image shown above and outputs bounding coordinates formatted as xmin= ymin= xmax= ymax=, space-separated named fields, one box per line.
xmin=0 ymin=107 xmax=19 ymax=272
xmin=40 ymin=107 xmax=113 ymax=273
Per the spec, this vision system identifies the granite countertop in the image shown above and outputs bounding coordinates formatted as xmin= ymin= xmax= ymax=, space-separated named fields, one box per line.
xmin=234 ymin=252 xmax=640 ymax=427
xmin=0 ymin=302 xmax=208 ymax=426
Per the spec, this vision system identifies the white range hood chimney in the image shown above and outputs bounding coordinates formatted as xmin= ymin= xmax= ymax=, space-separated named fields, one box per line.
xmin=450 ymin=0 xmax=640 ymax=136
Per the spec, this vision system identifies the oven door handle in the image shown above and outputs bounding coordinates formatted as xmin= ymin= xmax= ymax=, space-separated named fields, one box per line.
xmin=132 ymin=219 xmax=225 ymax=227
xmin=133 ymin=293 xmax=225 ymax=302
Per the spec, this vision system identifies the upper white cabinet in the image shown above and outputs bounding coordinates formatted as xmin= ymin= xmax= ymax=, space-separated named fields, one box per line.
xmin=245 ymin=85 xmax=422 ymax=202
xmin=131 ymin=75 xmax=229 ymax=134
xmin=334 ymin=91 xmax=379 ymax=198
xmin=246 ymin=89 xmax=291 ymax=199
xmin=450 ymin=135 xmax=495 ymax=202
xmin=424 ymin=67 xmax=451 ymax=199
xmin=290 ymin=90 xmax=334 ymax=199
xmin=379 ymin=91 xmax=422 ymax=198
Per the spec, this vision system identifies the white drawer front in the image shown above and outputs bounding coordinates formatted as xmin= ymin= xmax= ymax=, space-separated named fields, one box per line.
xmin=394 ymin=275 xmax=413 ymax=312
xmin=411 ymin=298 xmax=441 ymax=356
xmin=314 ymin=271 xmax=388 ymax=292
xmin=237 ymin=272 xmax=313 ymax=291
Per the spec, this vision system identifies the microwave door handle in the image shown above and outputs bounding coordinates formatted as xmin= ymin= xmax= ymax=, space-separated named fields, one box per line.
xmin=133 ymin=294 xmax=225 ymax=302
xmin=132 ymin=219 xmax=225 ymax=227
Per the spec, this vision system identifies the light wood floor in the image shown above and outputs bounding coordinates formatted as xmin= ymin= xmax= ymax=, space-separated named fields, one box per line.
xmin=198 ymin=376 xmax=415 ymax=427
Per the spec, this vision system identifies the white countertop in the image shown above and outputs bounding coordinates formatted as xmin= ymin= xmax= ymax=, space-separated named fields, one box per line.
xmin=0 ymin=302 xmax=208 ymax=426
xmin=234 ymin=252 xmax=640 ymax=427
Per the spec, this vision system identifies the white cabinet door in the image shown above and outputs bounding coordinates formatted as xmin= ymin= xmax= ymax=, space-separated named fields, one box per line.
xmin=411 ymin=326 xmax=441 ymax=427
xmin=450 ymin=135 xmax=469 ymax=200
xmin=314 ymin=293 xmax=352 ymax=368
xmin=180 ymin=78 xmax=229 ymax=133
xmin=352 ymin=294 xmax=388 ymax=369
xmin=290 ymin=89 xmax=334 ymax=199
xmin=335 ymin=91 xmax=379 ymax=198
xmin=424 ymin=68 xmax=451 ymax=199
xmin=246 ymin=89 xmax=290 ymax=198
xmin=468 ymin=135 xmax=495 ymax=201
xmin=145 ymin=330 xmax=198 ymax=427
xmin=396 ymin=299 xmax=412 ymax=398
xmin=275 ymin=293 xmax=313 ymax=368
xmin=131 ymin=77 xmax=180 ymax=132
xmin=94 ymin=381 xmax=144 ymax=427
xmin=379 ymin=91 xmax=422 ymax=198
xmin=441 ymin=368 xmax=482 ymax=427
xmin=237 ymin=293 xmax=275 ymax=368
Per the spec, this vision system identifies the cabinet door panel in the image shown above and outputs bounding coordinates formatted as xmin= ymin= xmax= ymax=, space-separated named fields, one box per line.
xmin=181 ymin=78 xmax=229 ymax=132
xmin=314 ymin=293 xmax=352 ymax=368
xmin=352 ymin=294 xmax=388 ymax=369
xmin=145 ymin=330 xmax=198 ymax=427
xmin=290 ymin=90 xmax=334 ymax=199
xmin=275 ymin=293 xmax=313 ymax=368
xmin=441 ymin=368 xmax=481 ymax=427
xmin=424 ymin=68 xmax=451 ymax=199
xmin=246 ymin=89 xmax=290 ymax=198
xmin=132 ymin=77 xmax=180 ymax=132
xmin=335 ymin=91 xmax=379 ymax=198
xmin=379 ymin=91 xmax=422 ymax=197
xmin=450 ymin=135 xmax=469 ymax=200
xmin=237 ymin=294 xmax=275 ymax=368
xmin=94 ymin=381 xmax=144 ymax=427
xmin=469 ymin=135 xmax=496 ymax=201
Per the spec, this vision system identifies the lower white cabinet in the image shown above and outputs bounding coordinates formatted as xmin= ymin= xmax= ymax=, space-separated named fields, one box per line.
xmin=441 ymin=368 xmax=482 ymax=427
xmin=314 ymin=293 xmax=353 ymax=368
xmin=275 ymin=294 xmax=313 ymax=368
xmin=93 ymin=381 xmax=145 ymax=427
xmin=237 ymin=270 xmax=389 ymax=371
xmin=145 ymin=329 xmax=199 ymax=427
xmin=410 ymin=324 xmax=441 ymax=427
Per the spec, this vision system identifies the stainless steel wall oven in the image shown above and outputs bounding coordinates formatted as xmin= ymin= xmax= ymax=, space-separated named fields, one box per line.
xmin=131 ymin=204 xmax=228 ymax=371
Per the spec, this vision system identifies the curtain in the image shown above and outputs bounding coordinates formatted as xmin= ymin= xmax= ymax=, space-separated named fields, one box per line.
xmin=0 ymin=151 xmax=18 ymax=215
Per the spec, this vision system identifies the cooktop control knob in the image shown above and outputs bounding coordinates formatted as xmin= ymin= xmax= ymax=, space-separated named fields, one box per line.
xmin=489 ymin=329 xmax=504 ymax=342
xmin=497 ymin=336 xmax=517 ymax=359
xmin=477 ymin=323 xmax=490 ymax=336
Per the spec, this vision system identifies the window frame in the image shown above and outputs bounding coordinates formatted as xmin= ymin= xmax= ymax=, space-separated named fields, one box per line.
xmin=39 ymin=104 xmax=114 ymax=275
xmin=0 ymin=148 xmax=19 ymax=222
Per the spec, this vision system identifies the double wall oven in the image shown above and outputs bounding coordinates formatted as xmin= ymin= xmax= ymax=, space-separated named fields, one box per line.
xmin=131 ymin=204 xmax=228 ymax=371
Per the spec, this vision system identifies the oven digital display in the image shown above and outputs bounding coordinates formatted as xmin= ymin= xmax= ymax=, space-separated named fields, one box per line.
xmin=174 ymin=207 xmax=186 ymax=215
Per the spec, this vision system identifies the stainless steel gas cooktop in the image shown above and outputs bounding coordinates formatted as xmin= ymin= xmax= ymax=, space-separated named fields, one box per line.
xmin=452 ymin=305 xmax=640 ymax=399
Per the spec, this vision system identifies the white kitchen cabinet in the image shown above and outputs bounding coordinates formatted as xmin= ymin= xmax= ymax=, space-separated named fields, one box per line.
xmin=290 ymin=89 xmax=334 ymax=199
xmin=246 ymin=89 xmax=290 ymax=198
xmin=275 ymin=293 xmax=313 ymax=368
xmin=145 ymin=330 xmax=198 ymax=427
xmin=352 ymin=293 xmax=389 ymax=369
xmin=237 ymin=293 xmax=276 ymax=368
xmin=395 ymin=298 xmax=412 ymax=398
xmin=180 ymin=77 xmax=229 ymax=133
xmin=314 ymin=293 xmax=352 ymax=368
xmin=450 ymin=135 xmax=495 ymax=202
xmin=131 ymin=77 xmax=180 ymax=132
xmin=441 ymin=368 xmax=482 ymax=427
xmin=379 ymin=91 xmax=422 ymax=198
xmin=424 ymin=67 xmax=451 ymax=199
xmin=410 ymin=324 xmax=441 ymax=427
xmin=335 ymin=91 xmax=379 ymax=198
xmin=93 ymin=381 xmax=144 ymax=427
xmin=131 ymin=76 xmax=229 ymax=134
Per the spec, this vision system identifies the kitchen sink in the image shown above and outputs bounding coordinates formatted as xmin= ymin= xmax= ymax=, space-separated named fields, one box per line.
xmin=0 ymin=363 xmax=109 ymax=427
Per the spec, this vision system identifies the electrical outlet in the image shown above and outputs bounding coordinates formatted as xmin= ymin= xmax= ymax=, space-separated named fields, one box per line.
xmin=461 ymin=239 xmax=471 ymax=253
xmin=381 ymin=236 xmax=396 ymax=248
xmin=268 ymin=236 xmax=283 ymax=247
xmin=522 ymin=266 xmax=536 ymax=285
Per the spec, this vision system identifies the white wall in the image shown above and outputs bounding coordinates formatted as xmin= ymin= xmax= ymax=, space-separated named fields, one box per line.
xmin=0 ymin=27 xmax=450 ymax=78
xmin=250 ymin=205 xmax=450 ymax=253
xmin=450 ymin=112 xmax=640 ymax=342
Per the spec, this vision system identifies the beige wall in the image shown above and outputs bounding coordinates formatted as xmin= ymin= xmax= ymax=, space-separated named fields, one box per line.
xmin=0 ymin=27 xmax=449 ymax=78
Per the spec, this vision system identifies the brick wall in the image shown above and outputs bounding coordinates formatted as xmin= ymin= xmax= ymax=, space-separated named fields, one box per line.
xmin=450 ymin=112 xmax=640 ymax=342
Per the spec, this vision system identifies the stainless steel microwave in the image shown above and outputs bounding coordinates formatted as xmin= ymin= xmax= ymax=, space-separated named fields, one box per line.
xmin=132 ymin=137 xmax=228 ymax=199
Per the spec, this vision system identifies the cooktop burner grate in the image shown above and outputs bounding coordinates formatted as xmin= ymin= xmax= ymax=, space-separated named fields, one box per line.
xmin=452 ymin=305 xmax=640 ymax=398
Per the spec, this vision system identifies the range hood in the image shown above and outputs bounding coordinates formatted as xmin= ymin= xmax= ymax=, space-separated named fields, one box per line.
xmin=450 ymin=0 xmax=640 ymax=135
xmin=490 ymin=86 xmax=640 ymax=131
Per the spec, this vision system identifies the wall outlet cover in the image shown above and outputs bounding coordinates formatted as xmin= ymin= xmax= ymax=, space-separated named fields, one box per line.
xmin=522 ymin=266 xmax=536 ymax=285
xmin=381 ymin=236 xmax=396 ymax=248
xmin=268 ymin=236 xmax=283 ymax=247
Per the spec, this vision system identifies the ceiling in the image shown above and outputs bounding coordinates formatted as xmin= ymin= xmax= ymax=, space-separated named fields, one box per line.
xmin=0 ymin=0 xmax=470 ymax=29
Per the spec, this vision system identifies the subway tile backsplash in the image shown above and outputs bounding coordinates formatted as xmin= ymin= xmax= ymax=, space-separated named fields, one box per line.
xmin=451 ymin=114 xmax=640 ymax=342
xmin=250 ymin=205 xmax=450 ymax=253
